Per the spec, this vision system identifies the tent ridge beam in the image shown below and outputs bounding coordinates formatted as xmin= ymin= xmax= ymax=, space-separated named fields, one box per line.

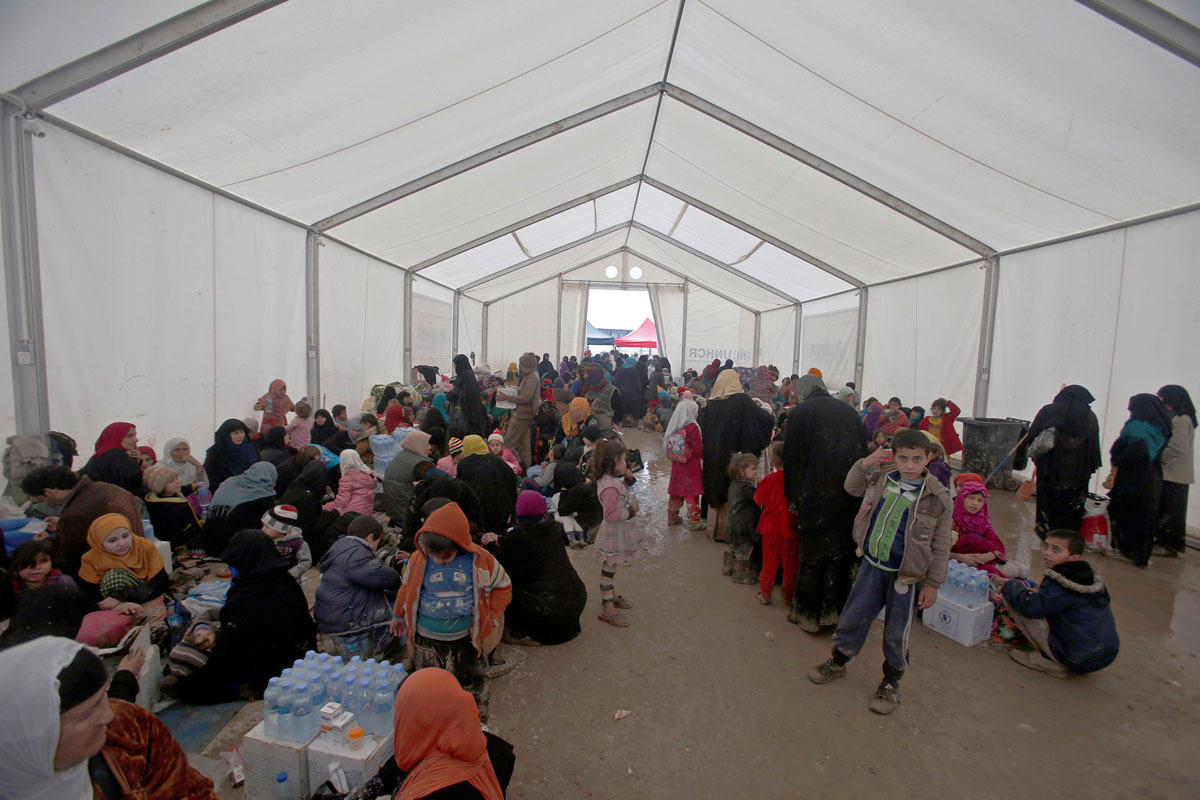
xmin=1074 ymin=0 xmax=1200 ymax=69
xmin=642 ymin=176 xmax=864 ymax=287
xmin=9 ymin=0 xmax=289 ymax=110
xmin=662 ymin=84 xmax=996 ymax=258
xmin=631 ymin=222 xmax=799 ymax=304
xmin=459 ymin=224 xmax=628 ymax=292
xmin=477 ymin=249 xmax=625 ymax=304
xmin=409 ymin=175 xmax=641 ymax=273
xmin=314 ymin=83 xmax=664 ymax=231
xmin=627 ymin=248 xmax=756 ymax=314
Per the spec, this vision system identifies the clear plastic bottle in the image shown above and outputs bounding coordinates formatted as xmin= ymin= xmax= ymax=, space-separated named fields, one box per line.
xmin=141 ymin=516 xmax=155 ymax=541
xmin=309 ymin=678 xmax=327 ymax=717
xmin=293 ymin=682 xmax=313 ymax=742
xmin=263 ymin=677 xmax=281 ymax=738
xmin=317 ymin=652 xmax=331 ymax=668
xmin=274 ymin=772 xmax=291 ymax=800
xmin=196 ymin=484 xmax=211 ymax=519
xmin=275 ymin=681 xmax=294 ymax=741
xmin=391 ymin=663 xmax=407 ymax=693
xmin=349 ymin=655 xmax=363 ymax=667
xmin=328 ymin=670 xmax=343 ymax=704
xmin=304 ymin=650 xmax=318 ymax=666
xmin=330 ymin=655 xmax=344 ymax=669
xmin=371 ymin=679 xmax=394 ymax=736
xmin=320 ymin=664 xmax=334 ymax=693
xmin=347 ymin=726 xmax=364 ymax=752
xmin=951 ymin=564 xmax=965 ymax=604
xmin=357 ymin=677 xmax=375 ymax=731
xmin=343 ymin=675 xmax=357 ymax=711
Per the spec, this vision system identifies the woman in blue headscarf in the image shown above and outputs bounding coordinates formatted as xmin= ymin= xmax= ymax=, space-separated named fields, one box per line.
xmin=1106 ymin=393 xmax=1173 ymax=566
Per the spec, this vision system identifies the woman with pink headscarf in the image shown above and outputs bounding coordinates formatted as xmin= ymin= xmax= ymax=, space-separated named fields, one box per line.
xmin=255 ymin=379 xmax=294 ymax=430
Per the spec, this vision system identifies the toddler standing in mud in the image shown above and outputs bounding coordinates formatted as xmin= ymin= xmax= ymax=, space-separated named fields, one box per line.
xmin=592 ymin=437 xmax=644 ymax=627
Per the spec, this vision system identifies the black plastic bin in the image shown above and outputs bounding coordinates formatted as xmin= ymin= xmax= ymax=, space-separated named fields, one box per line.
xmin=960 ymin=417 xmax=1028 ymax=489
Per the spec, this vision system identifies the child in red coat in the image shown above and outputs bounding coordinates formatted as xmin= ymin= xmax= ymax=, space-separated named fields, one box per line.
xmin=755 ymin=443 xmax=798 ymax=605
xmin=919 ymin=398 xmax=962 ymax=456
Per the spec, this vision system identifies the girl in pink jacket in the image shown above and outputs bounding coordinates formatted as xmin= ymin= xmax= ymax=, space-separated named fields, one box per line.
xmin=323 ymin=449 xmax=378 ymax=515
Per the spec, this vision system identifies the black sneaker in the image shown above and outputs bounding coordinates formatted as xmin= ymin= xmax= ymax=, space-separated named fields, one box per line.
xmin=807 ymin=658 xmax=847 ymax=684
xmin=868 ymin=680 xmax=899 ymax=714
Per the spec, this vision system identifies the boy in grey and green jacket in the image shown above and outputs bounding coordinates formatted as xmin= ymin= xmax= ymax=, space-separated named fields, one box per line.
xmin=808 ymin=429 xmax=952 ymax=714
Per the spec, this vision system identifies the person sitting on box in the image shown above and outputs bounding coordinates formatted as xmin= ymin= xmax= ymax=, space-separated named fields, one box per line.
xmin=314 ymin=515 xmax=400 ymax=660
xmin=807 ymin=428 xmax=952 ymax=715
xmin=999 ymin=529 xmax=1119 ymax=677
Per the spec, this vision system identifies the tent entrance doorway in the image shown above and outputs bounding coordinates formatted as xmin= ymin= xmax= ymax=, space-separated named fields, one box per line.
xmin=585 ymin=287 xmax=659 ymax=355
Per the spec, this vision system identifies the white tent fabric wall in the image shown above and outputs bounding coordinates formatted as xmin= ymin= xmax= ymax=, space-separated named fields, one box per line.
xmin=799 ymin=292 xmax=859 ymax=390
xmin=648 ymin=284 xmax=684 ymax=375
xmin=681 ymin=286 xmax=754 ymax=373
xmin=456 ymin=295 xmax=484 ymax=367
xmin=32 ymin=123 xmax=305 ymax=455
xmin=318 ymin=240 xmax=411 ymax=411
xmin=485 ymin=280 xmax=558 ymax=369
xmin=410 ymin=278 xmax=453 ymax=378
xmin=757 ymin=306 xmax=796 ymax=375
xmin=861 ymin=265 xmax=983 ymax=415
xmin=557 ymin=282 xmax=586 ymax=363
xmin=990 ymin=210 xmax=1200 ymax=524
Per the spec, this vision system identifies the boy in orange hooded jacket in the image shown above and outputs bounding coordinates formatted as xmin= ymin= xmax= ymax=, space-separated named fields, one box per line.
xmin=391 ymin=502 xmax=511 ymax=721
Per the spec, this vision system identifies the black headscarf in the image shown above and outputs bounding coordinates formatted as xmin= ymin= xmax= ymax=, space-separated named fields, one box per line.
xmin=1127 ymin=393 xmax=1173 ymax=439
xmin=1158 ymin=385 xmax=1197 ymax=427
xmin=295 ymin=459 xmax=328 ymax=494
xmin=222 ymin=530 xmax=290 ymax=582
xmin=449 ymin=353 xmax=488 ymax=437
xmin=207 ymin=418 xmax=258 ymax=475
xmin=310 ymin=409 xmax=338 ymax=446
xmin=1039 ymin=385 xmax=1097 ymax=437
xmin=376 ymin=385 xmax=398 ymax=415
xmin=262 ymin=426 xmax=288 ymax=450
xmin=0 ymin=584 xmax=91 ymax=649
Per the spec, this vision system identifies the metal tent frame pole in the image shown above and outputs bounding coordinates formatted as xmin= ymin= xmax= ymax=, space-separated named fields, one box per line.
xmin=792 ymin=303 xmax=802 ymax=376
xmin=403 ymin=271 xmax=413 ymax=380
xmin=304 ymin=231 xmax=321 ymax=405
xmin=1074 ymin=0 xmax=1200 ymax=69
xmin=467 ymin=248 xmax=624 ymax=302
xmin=854 ymin=288 xmax=868 ymax=393
xmin=480 ymin=303 xmax=489 ymax=366
xmin=459 ymin=226 xmax=627 ymax=292
xmin=580 ymin=285 xmax=590 ymax=355
xmin=0 ymin=102 xmax=51 ymax=438
xmin=973 ymin=257 xmax=1001 ymax=417
xmin=680 ymin=281 xmax=689 ymax=373
xmin=555 ymin=277 xmax=563 ymax=362
xmin=752 ymin=312 xmax=761 ymax=365
xmin=452 ymin=291 xmax=461 ymax=356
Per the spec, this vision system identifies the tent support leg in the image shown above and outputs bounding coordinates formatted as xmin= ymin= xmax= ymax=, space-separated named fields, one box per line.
xmin=304 ymin=231 xmax=321 ymax=406
xmin=752 ymin=312 xmax=761 ymax=366
xmin=792 ymin=303 xmax=802 ymax=376
xmin=973 ymin=257 xmax=1000 ymax=417
xmin=0 ymin=102 xmax=51 ymax=438
xmin=854 ymin=288 xmax=868 ymax=394
xmin=580 ymin=285 xmax=590 ymax=355
xmin=481 ymin=303 xmax=489 ymax=367
xmin=680 ymin=281 xmax=688 ymax=374
xmin=555 ymin=277 xmax=563 ymax=362
xmin=403 ymin=271 xmax=413 ymax=380
xmin=452 ymin=291 xmax=461 ymax=357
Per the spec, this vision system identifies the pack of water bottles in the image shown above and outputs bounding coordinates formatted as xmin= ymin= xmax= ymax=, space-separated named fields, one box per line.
xmin=263 ymin=650 xmax=407 ymax=744
xmin=943 ymin=561 xmax=991 ymax=608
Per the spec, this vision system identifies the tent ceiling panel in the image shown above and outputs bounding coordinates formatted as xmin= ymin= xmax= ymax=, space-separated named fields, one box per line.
xmin=465 ymin=228 xmax=630 ymax=302
xmin=737 ymin=243 xmax=854 ymax=301
xmin=567 ymin=251 xmax=680 ymax=284
xmin=593 ymin=183 xmax=642 ymax=230
xmin=0 ymin=0 xmax=200 ymax=92
xmin=670 ymin=0 xmax=1200 ymax=251
xmin=422 ymin=235 xmax=530 ymax=288
xmin=516 ymin=202 xmax=605 ymax=256
xmin=626 ymin=228 xmax=792 ymax=310
xmin=633 ymin=183 xmax=853 ymax=298
xmin=48 ymin=0 xmax=673 ymax=223
xmin=646 ymin=98 xmax=977 ymax=283
xmin=331 ymin=101 xmax=656 ymax=264
xmin=632 ymin=182 xmax=686 ymax=231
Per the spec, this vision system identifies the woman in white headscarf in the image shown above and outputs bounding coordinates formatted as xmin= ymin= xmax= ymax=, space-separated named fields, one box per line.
xmin=663 ymin=399 xmax=704 ymax=530
xmin=156 ymin=438 xmax=207 ymax=489
xmin=0 ymin=637 xmax=216 ymax=799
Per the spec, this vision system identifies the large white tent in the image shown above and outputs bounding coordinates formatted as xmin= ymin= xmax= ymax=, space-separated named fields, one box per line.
xmin=2 ymin=0 xmax=1198 ymax=520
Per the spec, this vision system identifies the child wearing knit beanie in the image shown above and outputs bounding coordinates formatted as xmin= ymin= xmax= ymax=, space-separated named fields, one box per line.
xmin=261 ymin=504 xmax=312 ymax=581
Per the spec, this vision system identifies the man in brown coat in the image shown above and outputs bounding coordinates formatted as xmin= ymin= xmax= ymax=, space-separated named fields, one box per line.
xmin=21 ymin=466 xmax=145 ymax=580
xmin=498 ymin=352 xmax=540 ymax=470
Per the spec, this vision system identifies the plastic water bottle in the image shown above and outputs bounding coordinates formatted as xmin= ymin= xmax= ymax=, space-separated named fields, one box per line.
xmin=391 ymin=663 xmax=407 ymax=692
xmin=327 ymin=670 xmax=342 ymax=704
xmin=293 ymin=682 xmax=313 ymax=742
xmin=263 ymin=677 xmax=281 ymax=738
xmin=309 ymin=678 xmax=327 ymax=716
xmin=357 ymin=678 xmax=375 ymax=732
xmin=196 ymin=484 xmax=211 ymax=519
xmin=349 ymin=655 xmax=362 ymax=668
xmin=281 ymin=667 xmax=294 ymax=681
xmin=274 ymin=772 xmax=291 ymax=800
xmin=371 ymin=679 xmax=395 ymax=735
xmin=365 ymin=658 xmax=378 ymax=670
xmin=949 ymin=564 xmax=964 ymax=604
xmin=304 ymin=650 xmax=318 ymax=666
xmin=141 ymin=516 xmax=155 ymax=541
xmin=276 ymin=681 xmax=294 ymax=741
xmin=330 ymin=655 xmax=344 ymax=669
xmin=343 ymin=675 xmax=358 ymax=710
xmin=317 ymin=653 xmax=331 ymax=668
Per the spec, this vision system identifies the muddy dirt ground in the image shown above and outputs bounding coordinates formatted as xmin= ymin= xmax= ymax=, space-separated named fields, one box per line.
xmin=194 ymin=427 xmax=1200 ymax=799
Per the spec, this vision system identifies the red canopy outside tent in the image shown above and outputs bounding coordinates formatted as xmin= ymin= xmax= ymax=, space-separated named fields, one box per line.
xmin=613 ymin=318 xmax=658 ymax=348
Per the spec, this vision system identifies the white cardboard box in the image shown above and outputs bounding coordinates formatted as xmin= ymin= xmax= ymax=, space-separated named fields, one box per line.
xmin=922 ymin=596 xmax=994 ymax=647
xmin=242 ymin=721 xmax=314 ymax=799
xmin=307 ymin=731 xmax=394 ymax=795
xmin=155 ymin=539 xmax=173 ymax=577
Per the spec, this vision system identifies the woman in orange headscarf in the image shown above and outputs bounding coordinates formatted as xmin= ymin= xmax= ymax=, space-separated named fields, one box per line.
xmin=558 ymin=396 xmax=593 ymax=444
xmin=77 ymin=513 xmax=168 ymax=607
xmin=392 ymin=668 xmax=507 ymax=800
